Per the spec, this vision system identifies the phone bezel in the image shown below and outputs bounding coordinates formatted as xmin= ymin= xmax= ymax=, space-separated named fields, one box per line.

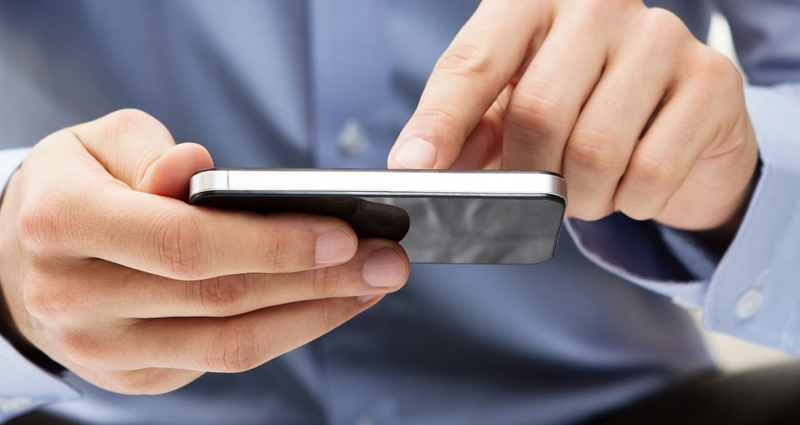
xmin=190 ymin=168 xmax=567 ymax=201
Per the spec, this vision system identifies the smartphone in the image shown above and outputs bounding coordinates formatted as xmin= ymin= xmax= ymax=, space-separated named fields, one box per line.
xmin=189 ymin=169 xmax=567 ymax=264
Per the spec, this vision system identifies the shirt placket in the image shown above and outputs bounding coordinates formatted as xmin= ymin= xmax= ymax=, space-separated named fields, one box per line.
xmin=309 ymin=0 xmax=395 ymax=170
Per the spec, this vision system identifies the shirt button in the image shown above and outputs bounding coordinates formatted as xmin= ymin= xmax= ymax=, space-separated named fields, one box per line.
xmin=735 ymin=288 xmax=763 ymax=320
xmin=0 ymin=397 xmax=34 ymax=413
xmin=338 ymin=119 xmax=369 ymax=156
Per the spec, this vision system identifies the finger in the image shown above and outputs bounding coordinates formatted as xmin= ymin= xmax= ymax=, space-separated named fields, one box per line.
xmin=68 ymin=109 xmax=202 ymax=192
xmin=450 ymin=119 xmax=497 ymax=170
xmin=501 ymin=7 xmax=618 ymax=173
xmin=65 ymin=363 xmax=204 ymax=395
xmin=561 ymin=16 xmax=686 ymax=220
xmin=617 ymin=47 xmax=756 ymax=229
xmin=614 ymin=53 xmax=739 ymax=223
xmin=39 ymin=239 xmax=408 ymax=320
xmin=20 ymin=168 xmax=359 ymax=278
xmin=387 ymin=0 xmax=548 ymax=170
xmin=613 ymin=94 xmax=706 ymax=221
xmin=66 ymin=109 xmax=214 ymax=201
xmin=62 ymin=296 xmax=381 ymax=372
xmin=450 ymin=87 xmax=510 ymax=170
xmin=92 ymin=191 xmax=359 ymax=278
xmin=139 ymin=142 xmax=214 ymax=201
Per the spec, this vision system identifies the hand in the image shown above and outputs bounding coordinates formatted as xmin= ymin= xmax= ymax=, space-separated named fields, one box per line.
xmin=0 ymin=109 xmax=409 ymax=394
xmin=388 ymin=0 xmax=758 ymax=232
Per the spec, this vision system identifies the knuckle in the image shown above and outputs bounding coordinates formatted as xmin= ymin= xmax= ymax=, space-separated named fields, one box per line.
xmin=434 ymin=44 xmax=492 ymax=77
xmin=197 ymin=275 xmax=248 ymax=317
xmin=317 ymin=298 xmax=347 ymax=334
xmin=17 ymin=191 xmax=71 ymax=253
xmin=60 ymin=331 xmax=111 ymax=368
xmin=208 ymin=319 xmax=261 ymax=372
xmin=616 ymin=196 xmax=663 ymax=221
xmin=311 ymin=266 xmax=344 ymax=299
xmin=412 ymin=106 xmax=460 ymax=132
xmin=22 ymin=273 xmax=69 ymax=320
xmin=571 ymin=2 xmax=607 ymax=30
xmin=644 ymin=8 xmax=691 ymax=40
xmin=629 ymin=153 xmax=678 ymax=190
xmin=687 ymin=46 xmax=742 ymax=88
xmin=583 ymin=0 xmax=634 ymax=8
xmin=101 ymin=109 xmax=162 ymax=140
xmin=149 ymin=209 xmax=207 ymax=280
xmin=566 ymin=128 xmax=627 ymax=176
xmin=505 ymin=89 xmax=567 ymax=141
xmin=105 ymin=370 xmax=166 ymax=395
xmin=636 ymin=9 xmax=692 ymax=55
xmin=573 ymin=0 xmax=635 ymax=26
xmin=568 ymin=203 xmax=615 ymax=222
xmin=265 ymin=229 xmax=292 ymax=271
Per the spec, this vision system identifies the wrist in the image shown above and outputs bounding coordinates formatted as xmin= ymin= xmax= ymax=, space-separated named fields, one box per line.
xmin=692 ymin=157 xmax=762 ymax=256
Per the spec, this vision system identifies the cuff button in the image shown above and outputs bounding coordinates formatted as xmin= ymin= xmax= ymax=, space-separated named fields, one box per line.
xmin=735 ymin=288 xmax=763 ymax=320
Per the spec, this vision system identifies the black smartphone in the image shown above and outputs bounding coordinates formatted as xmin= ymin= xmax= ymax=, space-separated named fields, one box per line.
xmin=189 ymin=169 xmax=567 ymax=264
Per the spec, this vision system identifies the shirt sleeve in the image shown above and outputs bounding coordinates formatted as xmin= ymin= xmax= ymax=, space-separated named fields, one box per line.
xmin=569 ymin=0 xmax=800 ymax=354
xmin=0 ymin=148 xmax=81 ymax=423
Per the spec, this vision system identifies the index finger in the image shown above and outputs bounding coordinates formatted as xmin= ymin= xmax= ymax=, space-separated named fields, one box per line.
xmin=387 ymin=0 xmax=549 ymax=170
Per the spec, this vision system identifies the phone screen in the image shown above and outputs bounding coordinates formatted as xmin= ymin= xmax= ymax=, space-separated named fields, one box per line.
xmin=192 ymin=193 xmax=564 ymax=264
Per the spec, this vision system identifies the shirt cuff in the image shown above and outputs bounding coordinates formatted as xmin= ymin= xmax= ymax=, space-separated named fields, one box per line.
xmin=702 ymin=84 xmax=800 ymax=354
xmin=0 ymin=148 xmax=81 ymax=421
xmin=566 ymin=216 xmax=708 ymax=310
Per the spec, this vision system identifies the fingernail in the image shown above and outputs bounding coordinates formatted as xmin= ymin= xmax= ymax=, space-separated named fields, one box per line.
xmin=316 ymin=230 xmax=354 ymax=264
xmin=393 ymin=138 xmax=437 ymax=169
xmin=358 ymin=294 xmax=380 ymax=304
xmin=363 ymin=248 xmax=406 ymax=288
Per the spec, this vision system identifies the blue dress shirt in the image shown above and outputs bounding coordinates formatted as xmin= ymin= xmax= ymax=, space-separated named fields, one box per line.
xmin=0 ymin=1 xmax=798 ymax=424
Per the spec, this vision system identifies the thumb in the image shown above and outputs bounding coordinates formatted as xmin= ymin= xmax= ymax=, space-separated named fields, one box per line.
xmin=138 ymin=143 xmax=213 ymax=201
xmin=70 ymin=109 xmax=213 ymax=201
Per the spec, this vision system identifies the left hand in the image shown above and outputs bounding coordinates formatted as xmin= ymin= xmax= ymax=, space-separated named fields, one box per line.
xmin=388 ymin=0 xmax=758 ymax=232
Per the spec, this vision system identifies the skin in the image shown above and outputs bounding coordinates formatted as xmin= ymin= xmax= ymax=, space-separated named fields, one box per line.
xmin=0 ymin=0 xmax=758 ymax=398
xmin=0 ymin=110 xmax=409 ymax=394
xmin=389 ymin=0 xmax=759 ymax=237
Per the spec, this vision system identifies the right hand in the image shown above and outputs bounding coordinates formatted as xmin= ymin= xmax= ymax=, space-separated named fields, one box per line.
xmin=0 ymin=109 xmax=409 ymax=394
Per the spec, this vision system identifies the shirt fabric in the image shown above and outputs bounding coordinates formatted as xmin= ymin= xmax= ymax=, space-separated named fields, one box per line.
xmin=0 ymin=1 xmax=798 ymax=424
